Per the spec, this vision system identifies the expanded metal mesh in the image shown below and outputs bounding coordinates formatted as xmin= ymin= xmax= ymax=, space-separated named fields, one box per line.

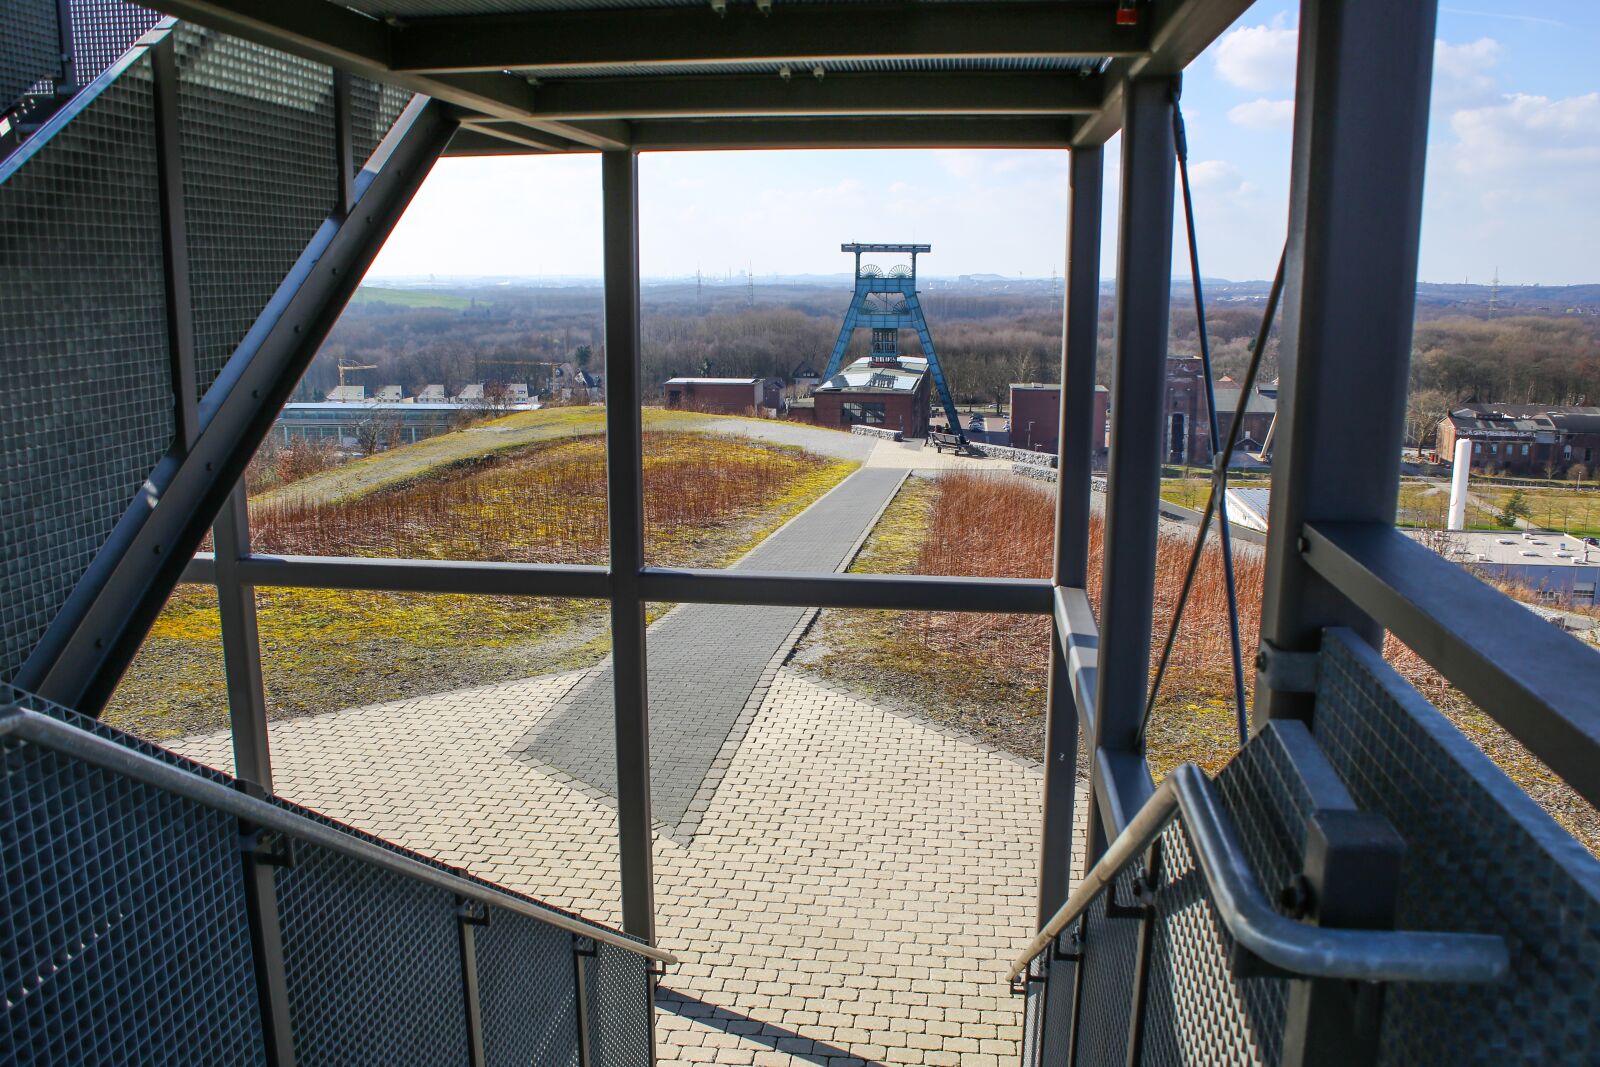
xmin=349 ymin=77 xmax=415 ymax=170
xmin=1070 ymin=868 xmax=1141 ymax=1066
xmin=274 ymin=841 xmax=472 ymax=1066
xmin=585 ymin=941 xmax=654 ymax=1066
xmin=1138 ymin=821 xmax=1276 ymax=1067
xmin=1038 ymin=930 xmax=1078 ymax=1065
xmin=2 ymin=701 xmax=264 ymax=1066
xmin=67 ymin=0 xmax=159 ymax=84
xmin=174 ymin=24 xmax=338 ymax=402
xmin=0 ymin=54 xmax=172 ymax=684
xmin=476 ymin=912 xmax=582 ymax=1067
xmin=1 ymin=0 xmax=60 ymax=112
xmin=1314 ymin=629 xmax=1600 ymax=1066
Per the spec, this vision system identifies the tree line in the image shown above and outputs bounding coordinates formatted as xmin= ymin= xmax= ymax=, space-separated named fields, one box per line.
xmin=307 ymin=284 xmax=1599 ymax=434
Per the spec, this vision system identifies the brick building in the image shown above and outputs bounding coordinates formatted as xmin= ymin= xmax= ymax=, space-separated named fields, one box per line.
xmin=1438 ymin=404 xmax=1600 ymax=476
xmin=811 ymin=355 xmax=930 ymax=437
xmin=663 ymin=377 xmax=765 ymax=415
xmin=1008 ymin=382 xmax=1110 ymax=457
xmin=1162 ymin=357 xmax=1275 ymax=464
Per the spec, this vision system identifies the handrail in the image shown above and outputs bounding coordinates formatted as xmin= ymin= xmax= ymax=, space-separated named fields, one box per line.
xmin=0 ymin=704 xmax=677 ymax=966
xmin=1006 ymin=762 xmax=1508 ymax=985
xmin=1302 ymin=521 xmax=1600 ymax=805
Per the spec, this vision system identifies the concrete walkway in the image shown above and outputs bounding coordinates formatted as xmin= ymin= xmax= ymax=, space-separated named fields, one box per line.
xmin=173 ymin=667 xmax=1070 ymax=1066
xmin=521 ymin=467 xmax=909 ymax=832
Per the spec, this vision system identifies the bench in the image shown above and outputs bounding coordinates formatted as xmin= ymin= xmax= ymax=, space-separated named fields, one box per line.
xmin=929 ymin=431 xmax=964 ymax=454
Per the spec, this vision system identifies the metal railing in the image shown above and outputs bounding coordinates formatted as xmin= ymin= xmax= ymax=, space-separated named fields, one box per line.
xmin=2 ymin=698 xmax=670 ymax=1066
xmin=1007 ymin=761 xmax=1507 ymax=986
xmin=0 ymin=702 xmax=674 ymax=967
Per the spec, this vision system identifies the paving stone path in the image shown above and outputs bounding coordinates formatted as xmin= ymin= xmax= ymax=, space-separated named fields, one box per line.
xmin=521 ymin=467 xmax=910 ymax=830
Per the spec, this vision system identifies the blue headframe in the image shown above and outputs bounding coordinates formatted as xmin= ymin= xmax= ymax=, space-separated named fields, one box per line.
xmin=822 ymin=243 xmax=963 ymax=438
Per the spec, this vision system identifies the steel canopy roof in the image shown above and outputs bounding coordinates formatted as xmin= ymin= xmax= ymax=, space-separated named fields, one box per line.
xmin=153 ymin=0 xmax=1252 ymax=153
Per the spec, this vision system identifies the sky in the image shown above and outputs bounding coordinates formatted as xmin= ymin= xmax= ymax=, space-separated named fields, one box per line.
xmin=367 ymin=1 xmax=1599 ymax=286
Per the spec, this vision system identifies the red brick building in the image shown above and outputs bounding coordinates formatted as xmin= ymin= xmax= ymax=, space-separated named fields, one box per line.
xmin=663 ymin=377 xmax=764 ymax=415
xmin=1438 ymin=404 xmax=1600 ymax=476
xmin=811 ymin=356 xmax=930 ymax=437
xmin=1008 ymin=383 xmax=1110 ymax=458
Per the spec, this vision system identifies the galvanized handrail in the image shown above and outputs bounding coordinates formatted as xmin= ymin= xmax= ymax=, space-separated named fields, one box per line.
xmin=1006 ymin=762 xmax=1508 ymax=985
xmin=0 ymin=704 xmax=677 ymax=966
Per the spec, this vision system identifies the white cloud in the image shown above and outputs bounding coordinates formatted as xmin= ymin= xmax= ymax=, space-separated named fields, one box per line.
xmin=1227 ymin=98 xmax=1295 ymax=130
xmin=1449 ymin=91 xmax=1600 ymax=174
xmin=1434 ymin=37 xmax=1501 ymax=108
xmin=1186 ymin=159 xmax=1242 ymax=188
xmin=1213 ymin=21 xmax=1298 ymax=93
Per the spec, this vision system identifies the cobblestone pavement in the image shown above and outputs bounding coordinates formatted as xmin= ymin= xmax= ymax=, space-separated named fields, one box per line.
xmin=521 ymin=468 xmax=909 ymax=831
xmin=174 ymin=667 xmax=1080 ymax=1066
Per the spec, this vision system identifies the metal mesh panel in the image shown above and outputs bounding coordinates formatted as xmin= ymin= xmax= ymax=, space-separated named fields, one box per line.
xmin=349 ymin=77 xmax=415 ymax=170
xmin=274 ymin=840 xmax=472 ymax=1066
xmin=1070 ymin=868 xmax=1141 ymax=1066
xmin=2 ymin=723 xmax=263 ymax=1066
xmin=1 ymin=0 xmax=60 ymax=111
xmin=585 ymin=940 xmax=654 ymax=1066
xmin=68 ymin=0 xmax=160 ymax=84
xmin=1037 ymin=931 xmax=1078 ymax=1065
xmin=0 ymin=55 xmax=172 ymax=683
xmin=174 ymin=24 xmax=338 ymax=402
xmin=476 ymin=910 xmax=581 ymax=1067
xmin=1314 ymin=629 xmax=1600 ymax=1066
xmin=1138 ymin=821 xmax=1275 ymax=1067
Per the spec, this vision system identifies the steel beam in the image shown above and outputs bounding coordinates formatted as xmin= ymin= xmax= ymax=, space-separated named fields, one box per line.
xmin=602 ymin=149 xmax=656 ymax=944
xmin=1089 ymin=76 xmax=1176 ymax=849
xmin=459 ymin=121 xmax=583 ymax=154
xmin=628 ymin=117 xmax=1076 ymax=151
xmin=1073 ymin=0 xmax=1255 ymax=146
xmin=152 ymin=0 xmax=628 ymax=149
xmin=18 ymin=99 xmax=459 ymax=712
xmin=516 ymin=72 xmax=1105 ymax=121
xmin=182 ymin=554 xmax=1050 ymax=613
xmin=219 ymin=554 xmax=610 ymax=599
xmin=390 ymin=2 xmax=1149 ymax=74
xmin=452 ymin=117 xmax=1079 ymax=155
xmin=1303 ymin=522 xmax=1600 ymax=803
xmin=1036 ymin=144 xmax=1104 ymax=928
xmin=1256 ymin=0 xmax=1438 ymax=725
xmin=639 ymin=568 xmax=1051 ymax=614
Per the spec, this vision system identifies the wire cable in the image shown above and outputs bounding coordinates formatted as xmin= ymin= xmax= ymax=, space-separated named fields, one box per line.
xmin=1170 ymin=104 xmax=1250 ymax=745
xmin=1139 ymin=243 xmax=1288 ymax=751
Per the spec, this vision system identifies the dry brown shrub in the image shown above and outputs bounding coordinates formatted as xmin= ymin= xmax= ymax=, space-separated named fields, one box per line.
xmin=248 ymin=431 xmax=828 ymax=566
xmin=910 ymin=471 xmax=1262 ymax=683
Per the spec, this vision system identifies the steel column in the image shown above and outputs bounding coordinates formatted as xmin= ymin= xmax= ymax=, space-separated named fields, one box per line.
xmin=151 ymin=33 xmax=198 ymax=446
xmin=214 ymin=483 xmax=291 ymax=1067
xmin=1036 ymin=144 xmax=1102 ymax=927
xmin=601 ymin=149 xmax=656 ymax=943
xmin=333 ymin=69 xmax=355 ymax=217
xmin=213 ymin=487 xmax=271 ymax=787
xmin=1056 ymin=145 xmax=1103 ymax=591
xmin=1089 ymin=76 xmax=1176 ymax=851
xmin=1256 ymin=0 xmax=1438 ymax=725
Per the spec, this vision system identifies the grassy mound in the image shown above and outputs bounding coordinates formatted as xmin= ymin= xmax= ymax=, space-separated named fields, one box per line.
xmin=107 ymin=430 xmax=855 ymax=739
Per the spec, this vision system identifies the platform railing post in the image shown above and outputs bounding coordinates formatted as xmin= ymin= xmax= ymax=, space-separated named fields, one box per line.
xmin=1257 ymin=0 xmax=1438 ymax=726
xmin=601 ymin=148 xmax=657 ymax=944
xmin=1088 ymin=76 xmax=1177 ymax=851
xmin=1038 ymin=143 xmax=1103 ymax=927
